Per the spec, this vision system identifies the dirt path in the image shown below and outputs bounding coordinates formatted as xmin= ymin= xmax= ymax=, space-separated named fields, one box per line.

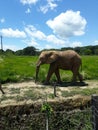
xmin=0 ymin=80 xmax=98 ymax=107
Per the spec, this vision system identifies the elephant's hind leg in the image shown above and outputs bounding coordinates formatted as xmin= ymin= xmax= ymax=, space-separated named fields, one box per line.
xmin=55 ymin=68 xmax=62 ymax=83
xmin=78 ymin=72 xmax=83 ymax=82
xmin=71 ymin=67 xmax=79 ymax=83
xmin=71 ymin=72 xmax=77 ymax=82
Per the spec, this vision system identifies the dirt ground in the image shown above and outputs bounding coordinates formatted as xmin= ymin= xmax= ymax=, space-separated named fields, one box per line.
xmin=0 ymin=80 xmax=98 ymax=108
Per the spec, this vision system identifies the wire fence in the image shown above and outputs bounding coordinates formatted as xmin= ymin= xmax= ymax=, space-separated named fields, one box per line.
xmin=0 ymin=95 xmax=98 ymax=130
xmin=91 ymin=95 xmax=98 ymax=130
xmin=0 ymin=106 xmax=92 ymax=130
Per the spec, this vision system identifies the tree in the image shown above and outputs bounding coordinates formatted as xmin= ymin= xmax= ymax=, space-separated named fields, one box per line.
xmin=94 ymin=49 xmax=98 ymax=55
xmin=22 ymin=46 xmax=37 ymax=56
xmin=15 ymin=50 xmax=23 ymax=55
xmin=0 ymin=49 xmax=4 ymax=54
xmin=5 ymin=49 xmax=15 ymax=55
xmin=84 ymin=49 xmax=92 ymax=55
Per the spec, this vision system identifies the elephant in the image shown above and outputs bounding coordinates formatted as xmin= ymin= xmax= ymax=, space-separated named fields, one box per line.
xmin=35 ymin=50 xmax=83 ymax=84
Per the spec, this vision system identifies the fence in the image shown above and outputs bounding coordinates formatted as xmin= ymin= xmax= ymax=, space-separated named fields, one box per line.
xmin=92 ymin=95 xmax=98 ymax=130
xmin=0 ymin=108 xmax=92 ymax=130
xmin=0 ymin=95 xmax=98 ymax=130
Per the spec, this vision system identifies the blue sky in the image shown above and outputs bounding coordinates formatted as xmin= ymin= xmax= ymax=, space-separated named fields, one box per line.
xmin=0 ymin=0 xmax=98 ymax=51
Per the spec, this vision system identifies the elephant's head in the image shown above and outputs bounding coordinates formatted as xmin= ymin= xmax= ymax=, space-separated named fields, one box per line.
xmin=35 ymin=51 xmax=58 ymax=82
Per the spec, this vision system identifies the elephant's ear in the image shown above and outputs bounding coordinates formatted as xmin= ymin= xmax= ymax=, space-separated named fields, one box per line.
xmin=46 ymin=51 xmax=58 ymax=64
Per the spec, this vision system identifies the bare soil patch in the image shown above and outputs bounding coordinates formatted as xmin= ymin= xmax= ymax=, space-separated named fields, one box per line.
xmin=0 ymin=80 xmax=98 ymax=108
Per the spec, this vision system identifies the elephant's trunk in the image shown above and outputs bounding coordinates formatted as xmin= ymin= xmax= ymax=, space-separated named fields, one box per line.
xmin=35 ymin=65 xmax=40 ymax=83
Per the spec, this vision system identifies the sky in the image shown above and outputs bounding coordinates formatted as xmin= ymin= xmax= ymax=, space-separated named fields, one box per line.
xmin=0 ymin=0 xmax=98 ymax=51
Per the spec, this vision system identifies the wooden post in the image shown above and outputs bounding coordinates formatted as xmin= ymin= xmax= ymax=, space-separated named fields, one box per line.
xmin=53 ymin=83 xmax=57 ymax=97
xmin=0 ymin=35 xmax=3 ymax=50
xmin=91 ymin=95 xmax=98 ymax=130
xmin=46 ymin=114 xmax=49 ymax=130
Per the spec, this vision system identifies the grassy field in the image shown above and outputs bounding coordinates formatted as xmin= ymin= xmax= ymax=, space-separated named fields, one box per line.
xmin=0 ymin=55 xmax=37 ymax=83
xmin=0 ymin=55 xmax=98 ymax=83
xmin=0 ymin=55 xmax=97 ymax=130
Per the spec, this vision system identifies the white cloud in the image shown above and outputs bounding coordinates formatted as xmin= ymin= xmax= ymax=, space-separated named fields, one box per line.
xmin=0 ymin=28 xmax=26 ymax=38
xmin=70 ymin=41 xmax=82 ymax=48
xmin=93 ymin=40 xmax=98 ymax=45
xmin=40 ymin=5 xmax=49 ymax=14
xmin=24 ymin=25 xmax=46 ymax=48
xmin=20 ymin=0 xmax=38 ymax=5
xmin=48 ymin=0 xmax=58 ymax=9
xmin=29 ymin=40 xmax=39 ymax=46
xmin=0 ymin=18 xmax=5 ymax=23
xmin=39 ymin=0 xmax=58 ymax=14
xmin=24 ymin=25 xmax=65 ymax=48
xmin=24 ymin=38 xmax=39 ymax=47
xmin=24 ymin=25 xmax=66 ymax=46
xmin=23 ymin=24 xmax=83 ymax=50
xmin=47 ymin=35 xmax=65 ymax=45
xmin=4 ymin=44 xmax=19 ymax=51
xmin=45 ymin=44 xmax=53 ymax=49
xmin=25 ymin=8 xmax=31 ymax=13
xmin=46 ymin=10 xmax=87 ymax=38
xmin=24 ymin=25 xmax=46 ymax=40
xmin=33 ymin=30 xmax=46 ymax=40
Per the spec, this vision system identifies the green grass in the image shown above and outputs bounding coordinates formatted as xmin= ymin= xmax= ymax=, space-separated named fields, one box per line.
xmin=61 ymin=87 xmax=98 ymax=97
xmin=0 ymin=55 xmax=37 ymax=83
xmin=82 ymin=55 xmax=98 ymax=80
xmin=0 ymin=55 xmax=98 ymax=83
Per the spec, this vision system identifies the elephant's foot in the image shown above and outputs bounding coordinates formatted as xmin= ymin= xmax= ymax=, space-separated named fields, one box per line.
xmin=43 ymin=81 xmax=50 ymax=85
xmin=51 ymin=81 xmax=62 ymax=86
xmin=79 ymin=81 xmax=88 ymax=86
xmin=57 ymin=80 xmax=62 ymax=84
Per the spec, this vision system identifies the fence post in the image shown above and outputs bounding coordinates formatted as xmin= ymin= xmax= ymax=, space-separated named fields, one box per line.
xmin=91 ymin=94 xmax=98 ymax=130
xmin=54 ymin=84 xmax=57 ymax=97
xmin=46 ymin=113 xmax=49 ymax=130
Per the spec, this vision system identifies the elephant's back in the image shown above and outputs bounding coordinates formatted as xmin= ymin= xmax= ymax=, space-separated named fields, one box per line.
xmin=59 ymin=50 xmax=80 ymax=59
xmin=57 ymin=50 xmax=81 ymax=70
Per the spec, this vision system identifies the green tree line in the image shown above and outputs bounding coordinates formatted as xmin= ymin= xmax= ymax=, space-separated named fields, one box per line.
xmin=0 ymin=45 xmax=98 ymax=56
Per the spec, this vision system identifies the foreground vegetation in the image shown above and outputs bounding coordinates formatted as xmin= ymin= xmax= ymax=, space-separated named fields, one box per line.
xmin=0 ymin=54 xmax=98 ymax=83
xmin=0 ymin=105 xmax=92 ymax=130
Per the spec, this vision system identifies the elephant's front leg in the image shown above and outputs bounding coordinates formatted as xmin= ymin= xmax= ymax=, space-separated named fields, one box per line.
xmin=45 ymin=64 xmax=55 ymax=84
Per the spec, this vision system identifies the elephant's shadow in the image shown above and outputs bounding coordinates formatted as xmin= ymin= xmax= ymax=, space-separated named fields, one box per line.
xmin=49 ymin=81 xmax=88 ymax=87
xmin=60 ymin=82 xmax=88 ymax=87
